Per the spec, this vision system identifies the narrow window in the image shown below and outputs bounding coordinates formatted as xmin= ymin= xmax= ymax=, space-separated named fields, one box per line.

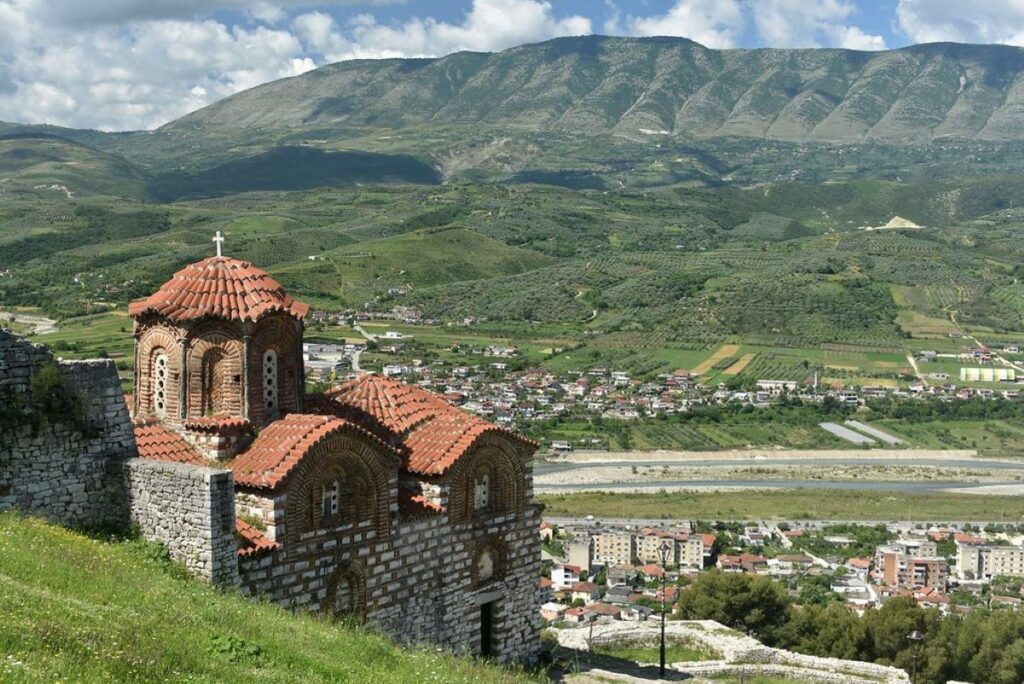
xmin=263 ymin=349 xmax=278 ymax=412
xmin=321 ymin=479 xmax=339 ymax=521
xmin=153 ymin=352 xmax=168 ymax=417
xmin=473 ymin=472 xmax=490 ymax=512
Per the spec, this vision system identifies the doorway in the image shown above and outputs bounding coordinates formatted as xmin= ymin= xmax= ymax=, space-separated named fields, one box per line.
xmin=480 ymin=601 xmax=494 ymax=658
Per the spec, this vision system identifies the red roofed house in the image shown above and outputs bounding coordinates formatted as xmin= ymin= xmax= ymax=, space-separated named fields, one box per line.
xmin=127 ymin=250 xmax=541 ymax=663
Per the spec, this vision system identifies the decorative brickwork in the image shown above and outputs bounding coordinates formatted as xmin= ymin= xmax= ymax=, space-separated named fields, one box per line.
xmin=187 ymin=326 xmax=244 ymax=419
xmin=135 ymin=323 xmax=182 ymax=421
xmin=121 ymin=253 xmax=543 ymax=663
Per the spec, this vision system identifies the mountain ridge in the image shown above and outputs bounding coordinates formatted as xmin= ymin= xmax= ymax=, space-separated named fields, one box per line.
xmin=161 ymin=36 xmax=1024 ymax=145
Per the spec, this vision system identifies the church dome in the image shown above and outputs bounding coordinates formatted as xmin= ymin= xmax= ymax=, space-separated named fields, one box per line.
xmin=129 ymin=256 xmax=308 ymax=323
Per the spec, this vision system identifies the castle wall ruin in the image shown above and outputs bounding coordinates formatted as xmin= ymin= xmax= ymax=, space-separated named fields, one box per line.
xmin=0 ymin=330 xmax=133 ymax=529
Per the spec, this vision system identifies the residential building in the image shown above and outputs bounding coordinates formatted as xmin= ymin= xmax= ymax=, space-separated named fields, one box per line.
xmin=569 ymin=581 xmax=601 ymax=603
xmin=593 ymin=531 xmax=635 ymax=567
xmin=567 ymin=540 xmax=592 ymax=574
xmin=551 ymin=564 xmax=580 ymax=591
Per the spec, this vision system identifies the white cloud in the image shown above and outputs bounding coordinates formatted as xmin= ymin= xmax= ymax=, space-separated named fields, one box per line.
xmin=752 ymin=0 xmax=886 ymax=50
xmin=608 ymin=0 xmax=745 ymax=49
xmin=23 ymin=0 xmax=401 ymax=28
xmin=310 ymin=0 xmax=592 ymax=61
xmin=0 ymin=0 xmax=592 ymax=130
xmin=0 ymin=8 xmax=315 ymax=131
xmin=896 ymin=0 xmax=1024 ymax=46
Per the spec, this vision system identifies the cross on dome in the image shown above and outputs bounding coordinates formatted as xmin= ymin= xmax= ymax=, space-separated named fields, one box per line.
xmin=213 ymin=231 xmax=225 ymax=257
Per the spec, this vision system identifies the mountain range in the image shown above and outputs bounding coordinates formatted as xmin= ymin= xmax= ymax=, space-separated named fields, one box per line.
xmin=164 ymin=36 xmax=1024 ymax=144
xmin=7 ymin=36 xmax=1024 ymax=197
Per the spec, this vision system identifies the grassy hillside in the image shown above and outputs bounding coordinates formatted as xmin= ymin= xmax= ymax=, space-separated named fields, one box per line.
xmin=0 ymin=513 xmax=535 ymax=683
xmin=275 ymin=226 xmax=556 ymax=309
xmin=5 ymin=178 xmax=1024 ymax=350
xmin=0 ymin=135 xmax=149 ymax=200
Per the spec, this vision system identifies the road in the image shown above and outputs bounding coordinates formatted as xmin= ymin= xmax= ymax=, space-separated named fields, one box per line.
xmin=950 ymin=309 xmax=1024 ymax=373
xmin=544 ymin=447 xmax=980 ymax=464
xmin=351 ymin=348 xmax=363 ymax=373
xmin=905 ymin=352 xmax=925 ymax=383
xmin=353 ymin=324 xmax=377 ymax=343
xmin=535 ymin=477 xmax=1021 ymax=495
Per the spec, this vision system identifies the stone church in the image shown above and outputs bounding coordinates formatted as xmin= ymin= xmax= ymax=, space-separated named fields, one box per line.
xmin=127 ymin=251 xmax=541 ymax=662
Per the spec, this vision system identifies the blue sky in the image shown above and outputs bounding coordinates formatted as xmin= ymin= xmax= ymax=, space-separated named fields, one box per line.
xmin=1 ymin=0 xmax=1021 ymax=130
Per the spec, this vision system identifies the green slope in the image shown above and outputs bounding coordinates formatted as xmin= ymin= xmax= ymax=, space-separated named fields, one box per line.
xmin=0 ymin=135 xmax=149 ymax=200
xmin=274 ymin=226 xmax=557 ymax=308
xmin=0 ymin=513 xmax=534 ymax=683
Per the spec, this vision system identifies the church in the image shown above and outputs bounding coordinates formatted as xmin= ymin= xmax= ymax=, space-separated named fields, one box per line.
xmin=126 ymin=240 xmax=541 ymax=662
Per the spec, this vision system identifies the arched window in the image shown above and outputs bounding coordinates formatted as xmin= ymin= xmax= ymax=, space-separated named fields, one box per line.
xmin=263 ymin=349 xmax=278 ymax=412
xmin=321 ymin=479 xmax=340 ymax=521
xmin=153 ymin=352 xmax=168 ymax=417
xmin=473 ymin=471 xmax=491 ymax=513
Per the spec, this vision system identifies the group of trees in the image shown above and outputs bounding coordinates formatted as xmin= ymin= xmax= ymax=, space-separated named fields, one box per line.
xmin=676 ymin=570 xmax=1024 ymax=684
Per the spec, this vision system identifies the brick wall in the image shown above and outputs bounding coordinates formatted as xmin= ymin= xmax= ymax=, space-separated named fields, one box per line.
xmin=124 ymin=458 xmax=239 ymax=587
xmin=238 ymin=501 xmax=542 ymax=663
xmin=0 ymin=330 xmax=134 ymax=529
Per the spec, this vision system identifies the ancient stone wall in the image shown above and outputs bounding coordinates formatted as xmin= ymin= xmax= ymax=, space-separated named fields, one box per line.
xmin=238 ymin=501 xmax=542 ymax=663
xmin=124 ymin=458 xmax=239 ymax=587
xmin=0 ymin=330 xmax=134 ymax=529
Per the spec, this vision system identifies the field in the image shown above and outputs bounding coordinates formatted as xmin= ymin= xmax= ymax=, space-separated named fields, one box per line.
xmin=538 ymin=490 xmax=1024 ymax=522
xmin=0 ymin=513 xmax=533 ymax=683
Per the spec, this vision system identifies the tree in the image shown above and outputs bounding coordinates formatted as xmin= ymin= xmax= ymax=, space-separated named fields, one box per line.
xmin=861 ymin=597 xmax=926 ymax=664
xmin=675 ymin=570 xmax=791 ymax=644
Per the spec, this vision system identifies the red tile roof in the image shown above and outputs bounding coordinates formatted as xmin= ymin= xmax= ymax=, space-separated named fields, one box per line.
xmin=235 ymin=518 xmax=277 ymax=558
xmin=323 ymin=374 xmax=536 ymax=475
xmin=134 ymin=420 xmax=206 ymax=465
xmin=128 ymin=256 xmax=308 ymax=323
xmin=229 ymin=413 xmax=387 ymax=489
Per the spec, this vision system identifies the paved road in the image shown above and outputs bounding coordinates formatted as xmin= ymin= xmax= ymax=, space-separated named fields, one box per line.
xmin=536 ymin=477 xmax=1019 ymax=495
xmin=535 ymin=457 xmax=1024 ymax=477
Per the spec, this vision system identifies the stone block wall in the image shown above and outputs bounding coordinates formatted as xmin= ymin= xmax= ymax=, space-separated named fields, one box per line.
xmin=238 ymin=501 xmax=542 ymax=663
xmin=0 ymin=330 xmax=134 ymax=529
xmin=124 ymin=458 xmax=239 ymax=587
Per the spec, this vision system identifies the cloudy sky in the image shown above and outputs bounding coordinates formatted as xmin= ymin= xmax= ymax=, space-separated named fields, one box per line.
xmin=1 ymin=0 xmax=1022 ymax=131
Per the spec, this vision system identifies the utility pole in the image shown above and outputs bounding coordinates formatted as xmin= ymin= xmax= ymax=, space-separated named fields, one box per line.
xmin=658 ymin=541 xmax=671 ymax=677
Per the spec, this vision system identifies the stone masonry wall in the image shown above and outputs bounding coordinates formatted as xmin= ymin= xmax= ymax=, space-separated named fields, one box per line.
xmin=0 ymin=330 xmax=134 ymax=529
xmin=238 ymin=501 xmax=542 ymax=663
xmin=124 ymin=458 xmax=239 ymax=586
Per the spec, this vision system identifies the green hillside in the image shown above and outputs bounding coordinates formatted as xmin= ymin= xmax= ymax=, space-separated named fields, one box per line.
xmin=0 ymin=513 xmax=534 ymax=683
xmin=9 ymin=38 xmax=1024 ymax=189
xmin=0 ymin=135 xmax=149 ymax=200
xmin=275 ymin=226 xmax=557 ymax=309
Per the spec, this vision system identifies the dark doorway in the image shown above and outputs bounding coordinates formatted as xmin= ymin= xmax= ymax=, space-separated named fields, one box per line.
xmin=480 ymin=601 xmax=494 ymax=658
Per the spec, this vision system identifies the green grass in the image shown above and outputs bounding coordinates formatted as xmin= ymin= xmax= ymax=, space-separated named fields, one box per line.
xmin=874 ymin=419 xmax=1024 ymax=456
xmin=0 ymin=513 xmax=536 ymax=683
xmin=538 ymin=490 xmax=1024 ymax=522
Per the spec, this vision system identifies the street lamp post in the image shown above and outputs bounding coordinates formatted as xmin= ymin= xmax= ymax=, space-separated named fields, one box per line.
xmin=907 ymin=629 xmax=924 ymax=684
xmin=658 ymin=540 xmax=671 ymax=677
